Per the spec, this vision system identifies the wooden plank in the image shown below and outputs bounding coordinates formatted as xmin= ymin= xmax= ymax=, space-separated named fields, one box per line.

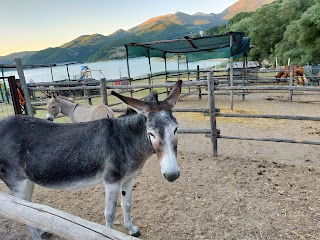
xmin=28 ymin=81 xmax=209 ymax=91
xmin=0 ymin=192 xmax=135 ymax=240
xmin=216 ymin=113 xmax=320 ymax=121
xmin=100 ymin=78 xmax=108 ymax=105
xmin=215 ymin=135 xmax=320 ymax=145
xmin=288 ymin=65 xmax=294 ymax=101
xmin=29 ymin=83 xmax=320 ymax=93
xmin=207 ymin=71 xmax=218 ymax=157
xmin=178 ymin=128 xmax=220 ymax=134
xmin=216 ymin=86 xmax=320 ymax=92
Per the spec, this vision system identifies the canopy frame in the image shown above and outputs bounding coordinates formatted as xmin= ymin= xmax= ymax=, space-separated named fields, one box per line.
xmin=124 ymin=31 xmax=251 ymax=80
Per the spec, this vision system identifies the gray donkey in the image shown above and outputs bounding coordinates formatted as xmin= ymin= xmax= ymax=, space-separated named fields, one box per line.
xmin=0 ymin=80 xmax=182 ymax=239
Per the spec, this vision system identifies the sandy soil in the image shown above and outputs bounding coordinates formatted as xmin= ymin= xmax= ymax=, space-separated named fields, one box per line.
xmin=0 ymin=89 xmax=320 ymax=240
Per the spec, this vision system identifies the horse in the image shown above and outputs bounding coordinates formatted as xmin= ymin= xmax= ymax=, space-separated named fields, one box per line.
xmin=275 ymin=65 xmax=305 ymax=86
xmin=46 ymin=93 xmax=114 ymax=122
xmin=0 ymin=80 xmax=182 ymax=239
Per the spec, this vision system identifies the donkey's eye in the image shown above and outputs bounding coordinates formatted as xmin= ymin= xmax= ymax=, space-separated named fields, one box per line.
xmin=52 ymin=106 xmax=55 ymax=109
xmin=174 ymin=127 xmax=178 ymax=134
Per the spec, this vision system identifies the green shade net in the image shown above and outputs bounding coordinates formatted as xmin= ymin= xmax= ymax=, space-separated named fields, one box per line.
xmin=125 ymin=32 xmax=251 ymax=61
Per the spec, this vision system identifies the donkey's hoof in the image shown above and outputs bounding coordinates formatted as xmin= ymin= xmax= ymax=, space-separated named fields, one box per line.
xmin=41 ymin=232 xmax=53 ymax=238
xmin=129 ymin=226 xmax=141 ymax=237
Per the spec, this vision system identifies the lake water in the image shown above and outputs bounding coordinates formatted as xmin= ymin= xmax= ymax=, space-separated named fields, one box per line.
xmin=2 ymin=58 xmax=224 ymax=83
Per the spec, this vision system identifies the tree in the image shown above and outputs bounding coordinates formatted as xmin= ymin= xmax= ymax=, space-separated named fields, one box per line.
xmin=297 ymin=2 xmax=320 ymax=64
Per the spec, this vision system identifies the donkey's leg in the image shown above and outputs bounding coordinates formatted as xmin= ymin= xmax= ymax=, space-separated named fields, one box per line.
xmin=104 ymin=182 xmax=121 ymax=229
xmin=11 ymin=179 xmax=52 ymax=240
xmin=11 ymin=179 xmax=41 ymax=240
xmin=121 ymin=179 xmax=140 ymax=237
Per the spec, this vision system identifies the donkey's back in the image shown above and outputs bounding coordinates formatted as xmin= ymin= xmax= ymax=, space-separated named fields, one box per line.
xmin=0 ymin=115 xmax=112 ymax=189
xmin=73 ymin=103 xmax=114 ymax=122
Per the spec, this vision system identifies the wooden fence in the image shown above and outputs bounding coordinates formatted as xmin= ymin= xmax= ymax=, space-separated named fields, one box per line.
xmin=25 ymin=70 xmax=320 ymax=156
xmin=0 ymin=192 xmax=135 ymax=240
xmin=26 ymin=73 xmax=320 ymax=158
xmin=2 ymin=63 xmax=320 ymax=237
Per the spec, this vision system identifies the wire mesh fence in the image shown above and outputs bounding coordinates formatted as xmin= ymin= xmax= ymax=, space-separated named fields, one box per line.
xmin=0 ymin=78 xmax=14 ymax=119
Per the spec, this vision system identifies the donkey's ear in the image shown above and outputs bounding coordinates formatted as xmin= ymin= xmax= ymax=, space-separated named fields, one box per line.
xmin=111 ymin=91 xmax=149 ymax=114
xmin=164 ymin=80 xmax=182 ymax=108
xmin=46 ymin=93 xmax=52 ymax=99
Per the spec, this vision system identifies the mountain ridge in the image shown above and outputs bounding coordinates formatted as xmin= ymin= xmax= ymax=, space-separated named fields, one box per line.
xmin=0 ymin=0 xmax=275 ymax=64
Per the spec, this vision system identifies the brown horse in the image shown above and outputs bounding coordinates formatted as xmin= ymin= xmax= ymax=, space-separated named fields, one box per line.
xmin=275 ymin=65 xmax=305 ymax=86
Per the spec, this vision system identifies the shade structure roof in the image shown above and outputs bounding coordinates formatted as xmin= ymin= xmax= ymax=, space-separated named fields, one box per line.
xmin=125 ymin=32 xmax=251 ymax=61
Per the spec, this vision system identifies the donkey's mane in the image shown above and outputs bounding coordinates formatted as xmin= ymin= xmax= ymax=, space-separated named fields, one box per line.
xmin=58 ymin=95 xmax=76 ymax=103
xmin=120 ymin=91 xmax=159 ymax=118
xmin=143 ymin=91 xmax=159 ymax=103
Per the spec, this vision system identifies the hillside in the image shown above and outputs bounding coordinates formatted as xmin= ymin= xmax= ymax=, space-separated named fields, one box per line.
xmin=128 ymin=11 xmax=225 ymax=36
xmin=0 ymin=51 xmax=36 ymax=65
xmin=24 ymin=11 xmax=227 ymax=64
xmin=223 ymin=0 xmax=275 ymax=19
xmin=1 ymin=0 xmax=275 ymax=65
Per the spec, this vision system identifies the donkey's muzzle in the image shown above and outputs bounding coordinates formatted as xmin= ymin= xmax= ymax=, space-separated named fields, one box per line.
xmin=163 ymin=171 xmax=180 ymax=182
xmin=46 ymin=117 xmax=53 ymax=121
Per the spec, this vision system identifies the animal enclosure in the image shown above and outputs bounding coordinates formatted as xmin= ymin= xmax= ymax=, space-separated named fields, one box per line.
xmin=0 ymin=86 xmax=320 ymax=239
xmin=0 ymin=63 xmax=320 ymax=239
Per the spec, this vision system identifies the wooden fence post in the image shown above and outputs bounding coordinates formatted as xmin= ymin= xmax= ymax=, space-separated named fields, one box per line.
xmin=100 ymin=78 xmax=108 ymax=106
xmin=14 ymin=58 xmax=34 ymax=117
xmin=207 ymin=71 xmax=218 ymax=157
xmin=83 ymin=81 xmax=92 ymax=105
xmin=288 ymin=64 xmax=294 ymax=101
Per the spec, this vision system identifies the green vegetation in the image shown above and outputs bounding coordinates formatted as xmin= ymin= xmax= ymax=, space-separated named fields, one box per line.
xmin=207 ymin=0 xmax=320 ymax=65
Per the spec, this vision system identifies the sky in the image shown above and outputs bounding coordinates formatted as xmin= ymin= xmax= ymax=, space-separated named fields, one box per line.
xmin=0 ymin=0 xmax=238 ymax=56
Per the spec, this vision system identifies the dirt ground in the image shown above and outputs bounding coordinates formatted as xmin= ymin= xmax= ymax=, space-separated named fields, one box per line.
xmin=0 ymin=89 xmax=320 ymax=240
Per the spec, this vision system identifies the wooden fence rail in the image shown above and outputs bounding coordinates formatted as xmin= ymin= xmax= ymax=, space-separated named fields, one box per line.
xmin=24 ymin=70 xmax=320 ymax=158
xmin=27 ymin=80 xmax=209 ymax=92
xmin=0 ymin=192 xmax=135 ymax=240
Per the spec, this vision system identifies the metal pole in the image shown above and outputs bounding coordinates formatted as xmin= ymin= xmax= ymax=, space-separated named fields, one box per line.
xmin=197 ymin=65 xmax=201 ymax=99
xmin=125 ymin=45 xmax=132 ymax=97
xmin=125 ymin=45 xmax=131 ymax=80
xmin=14 ymin=58 xmax=34 ymax=116
xmin=186 ymin=54 xmax=190 ymax=81
xmin=229 ymin=33 xmax=234 ymax=110
xmin=177 ymin=54 xmax=180 ymax=80
xmin=147 ymin=49 xmax=153 ymax=82
xmin=164 ymin=53 xmax=168 ymax=96
xmin=66 ymin=64 xmax=71 ymax=81
xmin=50 ymin=66 xmax=54 ymax=82
xmin=164 ymin=52 xmax=168 ymax=82
xmin=1 ymin=67 xmax=10 ymax=103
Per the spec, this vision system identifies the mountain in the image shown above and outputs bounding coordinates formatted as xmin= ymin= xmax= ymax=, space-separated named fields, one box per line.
xmin=128 ymin=11 xmax=225 ymax=36
xmin=0 ymin=51 xmax=36 ymax=65
xmin=1 ymin=0 xmax=274 ymax=65
xmin=25 ymin=30 xmax=132 ymax=64
xmin=24 ymin=11 xmax=227 ymax=64
xmin=222 ymin=0 xmax=275 ymax=19
xmin=24 ymin=47 xmax=79 ymax=65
